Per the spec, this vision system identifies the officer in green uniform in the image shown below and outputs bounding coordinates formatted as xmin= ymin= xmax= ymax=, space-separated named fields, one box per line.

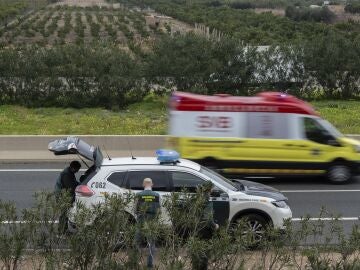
xmin=55 ymin=160 xmax=81 ymax=234
xmin=134 ymin=178 xmax=161 ymax=269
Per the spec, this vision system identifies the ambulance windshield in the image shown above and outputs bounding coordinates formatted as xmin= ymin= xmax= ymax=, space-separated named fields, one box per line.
xmin=319 ymin=119 xmax=343 ymax=138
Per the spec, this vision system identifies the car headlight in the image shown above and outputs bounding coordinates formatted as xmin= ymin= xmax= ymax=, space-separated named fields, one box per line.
xmin=353 ymin=145 xmax=360 ymax=153
xmin=271 ymin=200 xmax=288 ymax=208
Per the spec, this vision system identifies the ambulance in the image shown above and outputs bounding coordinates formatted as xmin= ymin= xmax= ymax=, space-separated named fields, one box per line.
xmin=169 ymin=91 xmax=360 ymax=184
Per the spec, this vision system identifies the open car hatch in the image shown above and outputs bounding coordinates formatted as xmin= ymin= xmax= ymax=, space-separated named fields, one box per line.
xmin=48 ymin=137 xmax=103 ymax=167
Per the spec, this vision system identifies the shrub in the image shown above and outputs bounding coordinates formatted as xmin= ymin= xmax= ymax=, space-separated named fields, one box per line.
xmin=74 ymin=12 xmax=85 ymax=40
xmin=1 ymin=190 xmax=360 ymax=269
xmin=46 ymin=12 xmax=62 ymax=37
xmin=229 ymin=1 xmax=254 ymax=10
xmin=207 ymin=0 xmax=223 ymax=7
xmin=285 ymin=5 xmax=335 ymax=23
xmin=0 ymin=0 xmax=28 ymax=27
xmin=105 ymin=23 xmax=117 ymax=41
xmin=57 ymin=11 xmax=71 ymax=39
xmin=345 ymin=1 xmax=360 ymax=14
xmin=0 ymin=44 xmax=147 ymax=109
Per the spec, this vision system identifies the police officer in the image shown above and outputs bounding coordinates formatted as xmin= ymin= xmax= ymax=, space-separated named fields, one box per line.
xmin=55 ymin=160 xmax=81 ymax=234
xmin=134 ymin=178 xmax=161 ymax=269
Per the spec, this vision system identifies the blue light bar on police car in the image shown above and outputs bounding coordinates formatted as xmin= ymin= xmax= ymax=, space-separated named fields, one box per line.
xmin=156 ymin=149 xmax=180 ymax=163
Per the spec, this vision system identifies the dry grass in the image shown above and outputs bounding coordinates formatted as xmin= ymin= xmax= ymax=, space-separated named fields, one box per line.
xmin=328 ymin=4 xmax=360 ymax=22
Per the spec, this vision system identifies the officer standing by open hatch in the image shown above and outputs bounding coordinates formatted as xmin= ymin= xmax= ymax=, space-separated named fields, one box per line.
xmin=55 ymin=160 xmax=81 ymax=234
xmin=134 ymin=178 xmax=161 ymax=269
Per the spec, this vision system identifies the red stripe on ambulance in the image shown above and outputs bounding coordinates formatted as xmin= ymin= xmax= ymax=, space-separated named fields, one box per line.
xmin=171 ymin=91 xmax=318 ymax=116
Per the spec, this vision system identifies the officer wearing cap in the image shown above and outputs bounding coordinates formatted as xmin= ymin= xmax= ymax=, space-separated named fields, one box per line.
xmin=134 ymin=178 xmax=160 ymax=269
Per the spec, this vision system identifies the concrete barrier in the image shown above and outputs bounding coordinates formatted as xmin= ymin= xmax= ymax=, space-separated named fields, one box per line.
xmin=0 ymin=135 xmax=359 ymax=162
xmin=0 ymin=135 xmax=166 ymax=161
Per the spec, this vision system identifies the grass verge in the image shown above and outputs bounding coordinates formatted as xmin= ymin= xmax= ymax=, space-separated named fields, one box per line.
xmin=0 ymin=96 xmax=167 ymax=135
xmin=0 ymin=99 xmax=359 ymax=135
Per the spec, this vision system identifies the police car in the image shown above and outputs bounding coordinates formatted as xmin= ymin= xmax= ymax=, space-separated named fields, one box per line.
xmin=49 ymin=137 xmax=292 ymax=240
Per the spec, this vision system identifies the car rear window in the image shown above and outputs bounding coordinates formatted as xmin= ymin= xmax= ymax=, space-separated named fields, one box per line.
xmin=107 ymin=171 xmax=127 ymax=188
xmin=80 ymin=166 xmax=97 ymax=184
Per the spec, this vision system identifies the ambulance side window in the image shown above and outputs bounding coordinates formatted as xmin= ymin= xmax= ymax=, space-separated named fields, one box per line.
xmin=246 ymin=113 xmax=289 ymax=139
xmin=303 ymin=118 xmax=334 ymax=144
xmin=170 ymin=171 xmax=204 ymax=193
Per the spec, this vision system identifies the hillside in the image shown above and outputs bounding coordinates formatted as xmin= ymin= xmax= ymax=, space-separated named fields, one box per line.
xmin=0 ymin=4 xmax=155 ymax=46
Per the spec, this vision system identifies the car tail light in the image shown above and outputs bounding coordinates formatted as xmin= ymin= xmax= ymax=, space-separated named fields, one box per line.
xmin=75 ymin=185 xmax=94 ymax=197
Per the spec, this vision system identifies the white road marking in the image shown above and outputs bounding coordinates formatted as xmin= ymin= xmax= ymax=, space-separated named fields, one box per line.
xmin=0 ymin=169 xmax=86 ymax=172
xmin=291 ymin=217 xmax=359 ymax=221
xmin=281 ymin=189 xmax=360 ymax=193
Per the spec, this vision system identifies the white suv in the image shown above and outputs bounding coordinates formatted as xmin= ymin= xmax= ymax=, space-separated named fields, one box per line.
xmin=49 ymin=137 xmax=292 ymax=238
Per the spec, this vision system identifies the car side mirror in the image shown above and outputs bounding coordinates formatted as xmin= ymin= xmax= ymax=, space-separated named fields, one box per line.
xmin=211 ymin=189 xmax=222 ymax=197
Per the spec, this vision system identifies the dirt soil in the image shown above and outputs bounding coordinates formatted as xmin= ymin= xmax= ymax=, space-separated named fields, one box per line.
xmin=3 ymin=251 xmax=358 ymax=270
xmin=52 ymin=0 xmax=121 ymax=8
xmin=255 ymin=8 xmax=285 ymax=16
xmin=328 ymin=5 xmax=360 ymax=22
xmin=254 ymin=5 xmax=360 ymax=23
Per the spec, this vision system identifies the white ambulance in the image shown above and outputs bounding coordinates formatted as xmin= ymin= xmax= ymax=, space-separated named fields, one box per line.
xmin=169 ymin=91 xmax=360 ymax=183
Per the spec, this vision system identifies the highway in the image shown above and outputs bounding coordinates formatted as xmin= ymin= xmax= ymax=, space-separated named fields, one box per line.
xmin=0 ymin=162 xmax=359 ymax=236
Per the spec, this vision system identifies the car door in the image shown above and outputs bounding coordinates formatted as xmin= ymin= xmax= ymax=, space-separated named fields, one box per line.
xmin=125 ymin=170 xmax=172 ymax=224
xmin=295 ymin=116 xmax=342 ymax=166
xmin=168 ymin=170 xmax=230 ymax=226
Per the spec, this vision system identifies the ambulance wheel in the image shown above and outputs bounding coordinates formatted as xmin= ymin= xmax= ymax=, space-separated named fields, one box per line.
xmin=231 ymin=213 xmax=269 ymax=248
xmin=327 ymin=162 xmax=352 ymax=184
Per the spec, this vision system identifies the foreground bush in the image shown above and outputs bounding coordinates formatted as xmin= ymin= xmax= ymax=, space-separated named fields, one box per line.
xmin=0 ymin=191 xmax=359 ymax=269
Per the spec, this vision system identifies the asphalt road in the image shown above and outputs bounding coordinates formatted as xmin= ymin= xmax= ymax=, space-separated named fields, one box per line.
xmin=0 ymin=162 xmax=359 ymax=233
xmin=1 ymin=162 xmax=360 ymax=217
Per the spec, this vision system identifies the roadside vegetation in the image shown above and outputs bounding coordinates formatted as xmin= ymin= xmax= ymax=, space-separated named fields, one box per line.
xmin=0 ymin=0 xmax=359 ymax=134
xmin=0 ymin=95 xmax=167 ymax=135
xmin=0 ymin=191 xmax=359 ymax=269
xmin=1 ymin=98 xmax=360 ymax=135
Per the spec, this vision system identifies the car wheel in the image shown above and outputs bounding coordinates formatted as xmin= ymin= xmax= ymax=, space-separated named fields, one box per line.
xmin=327 ymin=163 xmax=352 ymax=184
xmin=231 ymin=213 xmax=269 ymax=248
